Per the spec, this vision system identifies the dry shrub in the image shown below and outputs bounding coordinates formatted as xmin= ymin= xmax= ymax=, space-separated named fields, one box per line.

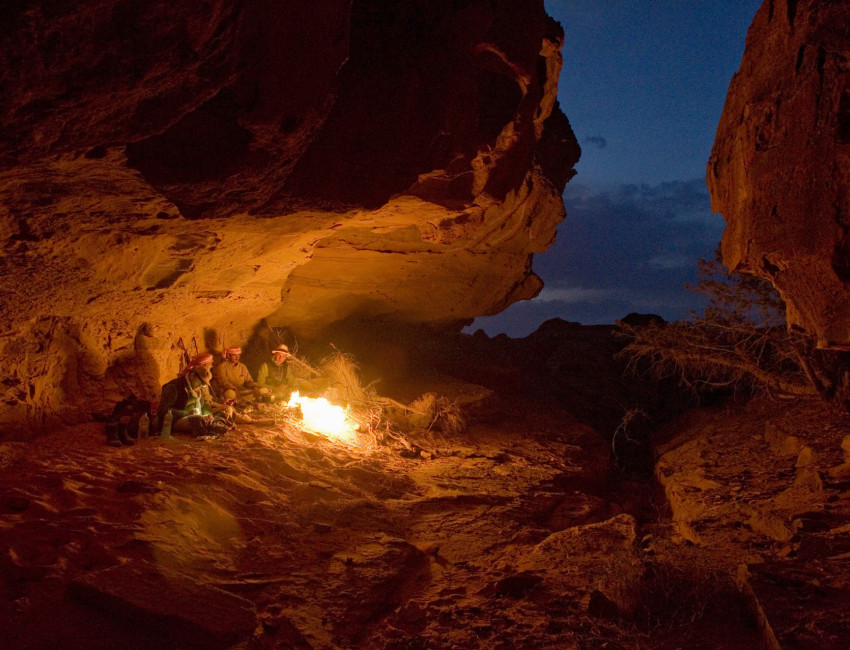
xmin=319 ymin=349 xmax=378 ymax=405
xmin=407 ymin=393 xmax=466 ymax=433
xmin=290 ymin=356 xmax=316 ymax=382
xmin=620 ymin=253 xmax=848 ymax=403
xmin=594 ymin=549 xmax=646 ymax=617
xmin=436 ymin=400 xmax=466 ymax=434
xmin=630 ymin=560 xmax=731 ymax=632
xmin=407 ymin=393 xmax=437 ymax=429
xmin=596 ymin=552 xmax=742 ymax=636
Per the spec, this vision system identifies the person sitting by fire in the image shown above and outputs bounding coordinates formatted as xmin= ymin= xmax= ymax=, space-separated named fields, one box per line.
xmin=157 ymin=354 xmax=234 ymax=436
xmin=256 ymin=345 xmax=298 ymax=400
xmin=213 ymin=347 xmax=264 ymax=402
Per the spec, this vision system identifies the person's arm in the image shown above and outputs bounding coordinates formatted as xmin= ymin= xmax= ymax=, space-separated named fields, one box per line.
xmin=240 ymin=363 xmax=257 ymax=389
xmin=213 ymin=364 xmax=237 ymax=391
xmin=286 ymin=363 xmax=298 ymax=389
xmin=200 ymin=385 xmax=231 ymax=418
xmin=256 ymin=362 xmax=269 ymax=388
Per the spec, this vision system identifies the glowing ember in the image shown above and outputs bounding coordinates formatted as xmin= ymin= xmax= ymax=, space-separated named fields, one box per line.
xmin=286 ymin=391 xmax=358 ymax=442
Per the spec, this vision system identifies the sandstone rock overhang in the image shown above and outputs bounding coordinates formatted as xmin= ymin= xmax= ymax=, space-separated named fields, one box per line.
xmin=0 ymin=0 xmax=578 ymax=334
xmin=708 ymin=0 xmax=850 ymax=348
xmin=0 ymin=1 xmax=578 ymax=430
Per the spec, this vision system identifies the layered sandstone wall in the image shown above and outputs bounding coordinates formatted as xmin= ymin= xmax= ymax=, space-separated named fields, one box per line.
xmin=709 ymin=0 xmax=850 ymax=347
xmin=0 ymin=1 xmax=578 ymax=432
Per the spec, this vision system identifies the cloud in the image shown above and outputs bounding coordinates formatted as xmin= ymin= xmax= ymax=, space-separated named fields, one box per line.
xmin=647 ymin=253 xmax=695 ymax=270
xmin=469 ymin=178 xmax=726 ymax=336
xmin=583 ymin=135 xmax=607 ymax=149
xmin=563 ymin=179 xmax=712 ymax=221
xmin=536 ymin=286 xmax=619 ymax=304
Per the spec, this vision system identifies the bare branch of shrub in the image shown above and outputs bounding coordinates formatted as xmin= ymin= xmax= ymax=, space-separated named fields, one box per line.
xmin=619 ymin=252 xmax=846 ymax=403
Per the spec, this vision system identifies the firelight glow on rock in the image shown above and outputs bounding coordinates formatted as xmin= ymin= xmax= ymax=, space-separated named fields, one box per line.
xmin=0 ymin=0 xmax=579 ymax=433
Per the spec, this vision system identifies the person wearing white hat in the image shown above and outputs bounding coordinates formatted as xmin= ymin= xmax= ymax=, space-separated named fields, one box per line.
xmin=256 ymin=345 xmax=298 ymax=400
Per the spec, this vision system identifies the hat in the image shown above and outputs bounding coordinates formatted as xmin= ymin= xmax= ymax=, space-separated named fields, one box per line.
xmin=272 ymin=345 xmax=290 ymax=357
xmin=224 ymin=347 xmax=242 ymax=355
xmin=180 ymin=352 xmax=214 ymax=376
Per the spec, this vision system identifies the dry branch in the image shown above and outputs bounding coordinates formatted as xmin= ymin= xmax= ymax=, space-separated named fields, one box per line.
xmin=620 ymin=253 xmax=848 ymax=404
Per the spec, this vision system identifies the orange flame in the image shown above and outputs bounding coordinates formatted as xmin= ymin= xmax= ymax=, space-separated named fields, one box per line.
xmin=286 ymin=391 xmax=358 ymax=443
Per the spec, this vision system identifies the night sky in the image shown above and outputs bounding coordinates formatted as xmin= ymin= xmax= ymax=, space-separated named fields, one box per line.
xmin=469 ymin=0 xmax=763 ymax=337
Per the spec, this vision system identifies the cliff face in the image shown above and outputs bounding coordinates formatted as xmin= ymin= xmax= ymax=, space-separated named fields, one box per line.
xmin=709 ymin=0 xmax=850 ymax=347
xmin=0 ymin=1 xmax=578 ymax=431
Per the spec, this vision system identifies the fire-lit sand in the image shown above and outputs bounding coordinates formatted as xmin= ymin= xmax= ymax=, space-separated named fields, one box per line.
xmin=2 ymin=366 xmax=849 ymax=648
xmin=0 ymin=390 xmax=623 ymax=649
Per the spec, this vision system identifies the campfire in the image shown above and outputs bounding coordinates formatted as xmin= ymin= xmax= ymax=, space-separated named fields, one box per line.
xmin=286 ymin=391 xmax=358 ymax=443
xmin=247 ymin=346 xmax=465 ymax=453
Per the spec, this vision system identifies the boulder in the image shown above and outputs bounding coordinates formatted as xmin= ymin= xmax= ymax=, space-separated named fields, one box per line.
xmin=709 ymin=0 xmax=850 ymax=347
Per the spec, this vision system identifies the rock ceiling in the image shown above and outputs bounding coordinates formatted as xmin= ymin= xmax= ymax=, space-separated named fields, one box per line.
xmin=0 ymin=0 xmax=577 ymax=336
xmin=0 ymin=1 xmax=577 ymax=429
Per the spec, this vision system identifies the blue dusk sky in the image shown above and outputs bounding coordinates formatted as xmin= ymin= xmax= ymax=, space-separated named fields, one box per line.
xmin=469 ymin=0 xmax=764 ymax=336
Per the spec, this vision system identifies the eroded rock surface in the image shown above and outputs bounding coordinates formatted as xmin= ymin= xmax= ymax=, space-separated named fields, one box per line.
xmin=709 ymin=0 xmax=850 ymax=347
xmin=0 ymin=384 xmax=775 ymax=650
xmin=655 ymin=397 xmax=850 ymax=647
xmin=0 ymin=401 xmax=621 ymax=649
xmin=0 ymin=1 xmax=578 ymax=431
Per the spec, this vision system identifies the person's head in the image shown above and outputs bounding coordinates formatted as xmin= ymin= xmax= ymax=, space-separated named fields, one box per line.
xmin=271 ymin=345 xmax=290 ymax=366
xmin=224 ymin=347 xmax=242 ymax=363
xmin=189 ymin=365 xmax=212 ymax=388
xmin=191 ymin=352 xmax=213 ymax=369
xmin=193 ymin=365 xmax=212 ymax=383
xmin=180 ymin=352 xmax=214 ymax=377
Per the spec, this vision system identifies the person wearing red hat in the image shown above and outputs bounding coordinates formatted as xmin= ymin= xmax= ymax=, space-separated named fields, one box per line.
xmin=180 ymin=352 xmax=213 ymax=376
xmin=157 ymin=361 xmax=233 ymax=436
xmin=213 ymin=347 xmax=259 ymax=399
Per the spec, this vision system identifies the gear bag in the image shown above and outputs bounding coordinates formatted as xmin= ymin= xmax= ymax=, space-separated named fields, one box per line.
xmin=108 ymin=394 xmax=152 ymax=439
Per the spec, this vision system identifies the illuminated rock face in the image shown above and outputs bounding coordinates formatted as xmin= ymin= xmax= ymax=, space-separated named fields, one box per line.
xmin=0 ymin=1 xmax=577 ymax=430
xmin=709 ymin=0 xmax=850 ymax=347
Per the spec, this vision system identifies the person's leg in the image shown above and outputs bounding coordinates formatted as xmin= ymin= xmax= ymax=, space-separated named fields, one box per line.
xmin=172 ymin=416 xmax=192 ymax=432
